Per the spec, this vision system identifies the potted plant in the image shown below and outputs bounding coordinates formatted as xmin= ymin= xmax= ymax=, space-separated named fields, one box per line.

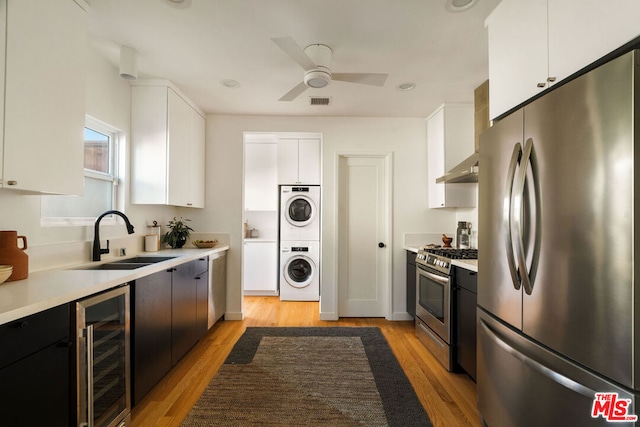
xmin=162 ymin=217 xmax=194 ymax=249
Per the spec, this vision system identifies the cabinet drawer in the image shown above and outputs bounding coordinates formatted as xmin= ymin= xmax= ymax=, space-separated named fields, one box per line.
xmin=0 ymin=304 xmax=70 ymax=369
xmin=454 ymin=266 xmax=477 ymax=293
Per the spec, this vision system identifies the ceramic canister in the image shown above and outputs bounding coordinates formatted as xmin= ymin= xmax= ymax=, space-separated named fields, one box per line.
xmin=0 ymin=230 xmax=28 ymax=281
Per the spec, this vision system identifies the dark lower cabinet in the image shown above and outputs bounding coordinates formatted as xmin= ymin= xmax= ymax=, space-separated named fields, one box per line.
xmin=195 ymin=265 xmax=209 ymax=338
xmin=0 ymin=304 xmax=71 ymax=426
xmin=453 ymin=266 xmax=477 ymax=381
xmin=132 ymin=270 xmax=173 ymax=405
xmin=406 ymin=250 xmax=417 ymax=317
xmin=133 ymin=257 xmax=210 ymax=405
xmin=171 ymin=261 xmax=199 ymax=365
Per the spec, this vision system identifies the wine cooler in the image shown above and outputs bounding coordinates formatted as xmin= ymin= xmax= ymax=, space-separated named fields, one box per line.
xmin=76 ymin=285 xmax=131 ymax=427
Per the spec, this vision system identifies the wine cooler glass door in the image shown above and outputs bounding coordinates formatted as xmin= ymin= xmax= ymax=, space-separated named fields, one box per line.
xmin=77 ymin=285 xmax=131 ymax=427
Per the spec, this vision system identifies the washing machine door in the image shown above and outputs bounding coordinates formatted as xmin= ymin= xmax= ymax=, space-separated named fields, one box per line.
xmin=285 ymin=196 xmax=316 ymax=227
xmin=284 ymin=256 xmax=315 ymax=288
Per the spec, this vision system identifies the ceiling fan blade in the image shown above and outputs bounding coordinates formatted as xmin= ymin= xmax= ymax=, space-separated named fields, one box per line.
xmin=332 ymin=73 xmax=389 ymax=86
xmin=279 ymin=81 xmax=308 ymax=101
xmin=272 ymin=37 xmax=316 ymax=71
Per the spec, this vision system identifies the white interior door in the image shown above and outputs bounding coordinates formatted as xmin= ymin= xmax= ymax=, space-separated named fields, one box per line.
xmin=337 ymin=154 xmax=390 ymax=317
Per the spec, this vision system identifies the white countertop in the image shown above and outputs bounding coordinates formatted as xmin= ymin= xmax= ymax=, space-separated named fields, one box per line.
xmin=0 ymin=246 xmax=229 ymax=326
xmin=452 ymin=259 xmax=478 ymax=273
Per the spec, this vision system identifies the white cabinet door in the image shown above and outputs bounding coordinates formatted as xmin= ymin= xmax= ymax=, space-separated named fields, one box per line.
xmin=548 ymin=0 xmax=640 ymax=82
xmin=427 ymin=108 xmax=446 ymax=208
xmin=298 ymin=138 xmax=321 ymax=185
xmin=244 ymin=143 xmax=278 ymax=211
xmin=189 ymin=111 xmax=206 ymax=208
xmin=277 ymin=138 xmax=299 ymax=184
xmin=427 ymin=104 xmax=476 ymax=209
xmin=277 ymin=138 xmax=321 ymax=185
xmin=131 ymin=86 xmax=169 ymax=204
xmin=488 ymin=0 xmax=640 ymax=120
xmin=167 ymin=88 xmax=192 ymax=207
xmin=243 ymin=241 xmax=278 ymax=295
xmin=131 ymin=83 xmax=206 ymax=207
xmin=486 ymin=0 xmax=547 ymax=119
xmin=2 ymin=0 xmax=86 ymax=194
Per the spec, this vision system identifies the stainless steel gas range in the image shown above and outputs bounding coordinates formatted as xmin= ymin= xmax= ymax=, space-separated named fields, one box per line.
xmin=415 ymin=246 xmax=477 ymax=371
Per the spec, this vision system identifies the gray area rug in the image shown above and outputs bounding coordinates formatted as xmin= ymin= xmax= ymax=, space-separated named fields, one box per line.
xmin=181 ymin=327 xmax=432 ymax=427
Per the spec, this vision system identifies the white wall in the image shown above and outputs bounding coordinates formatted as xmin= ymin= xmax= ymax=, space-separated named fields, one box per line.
xmin=188 ymin=115 xmax=458 ymax=320
xmin=0 ymin=48 xmax=177 ymax=270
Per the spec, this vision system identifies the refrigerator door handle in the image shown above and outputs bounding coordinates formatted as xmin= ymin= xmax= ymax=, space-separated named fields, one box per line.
xmin=514 ymin=138 xmax=534 ymax=295
xmin=480 ymin=319 xmax=597 ymax=399
xmin=504 ymin=142 xmax=522 ymax=290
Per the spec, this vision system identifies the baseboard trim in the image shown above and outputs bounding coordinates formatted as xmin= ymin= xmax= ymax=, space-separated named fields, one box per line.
xmin=224 ymin=311 xmax=244 ymax=321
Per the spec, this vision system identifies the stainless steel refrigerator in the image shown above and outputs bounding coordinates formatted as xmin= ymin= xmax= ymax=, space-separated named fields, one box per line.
xmin=478 ymin=49 xmax=640 ymax=426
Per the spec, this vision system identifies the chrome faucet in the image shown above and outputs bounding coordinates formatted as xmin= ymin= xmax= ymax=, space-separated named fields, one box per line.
xmin=92 ymin=210 xmax=135 ymax=261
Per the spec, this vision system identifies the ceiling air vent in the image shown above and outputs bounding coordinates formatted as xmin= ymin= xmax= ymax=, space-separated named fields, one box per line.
xmin=309 ymin=96 xmax=332 ymax=106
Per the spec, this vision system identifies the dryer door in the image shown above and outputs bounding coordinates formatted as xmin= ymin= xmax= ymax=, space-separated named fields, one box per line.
xmin=284 ymin=256 xmax=316 ymax=288
xmin=285 ymin=196 xmax=316 ymax=227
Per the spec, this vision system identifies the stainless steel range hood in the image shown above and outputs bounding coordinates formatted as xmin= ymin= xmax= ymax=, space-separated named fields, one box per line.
xmin=435 ymin=151 xmax=479 ymax=183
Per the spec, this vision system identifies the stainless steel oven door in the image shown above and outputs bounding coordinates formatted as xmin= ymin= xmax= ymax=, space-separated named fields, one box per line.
xmin=415 ymin=265 xmax=451 ymax=344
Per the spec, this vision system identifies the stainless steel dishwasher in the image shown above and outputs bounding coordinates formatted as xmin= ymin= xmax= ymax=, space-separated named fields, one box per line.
xmin=208 ymin=251 xmax=227 ymax=328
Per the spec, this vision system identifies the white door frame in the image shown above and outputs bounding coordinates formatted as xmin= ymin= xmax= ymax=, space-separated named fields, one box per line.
xmin=332 ymin=151 xmax=393 ymax=320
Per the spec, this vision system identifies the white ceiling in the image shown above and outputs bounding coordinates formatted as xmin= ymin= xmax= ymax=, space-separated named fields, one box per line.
xmin=86 ymin=0 xmax=500 ymax=118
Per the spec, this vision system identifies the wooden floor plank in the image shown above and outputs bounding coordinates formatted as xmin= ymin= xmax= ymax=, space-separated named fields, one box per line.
xmin=131 ymin=296 xmax=481 ymax=427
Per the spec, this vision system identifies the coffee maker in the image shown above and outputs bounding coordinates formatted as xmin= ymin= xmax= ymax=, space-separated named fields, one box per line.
xmin=456 ymin=221 xmax=472 ymax=249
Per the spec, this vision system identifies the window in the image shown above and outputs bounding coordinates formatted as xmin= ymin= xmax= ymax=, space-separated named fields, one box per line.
xmin=41 ymin=116 xmax=122 ymax=225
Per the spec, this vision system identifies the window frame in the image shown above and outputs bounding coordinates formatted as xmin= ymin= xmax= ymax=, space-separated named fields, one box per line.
xmin=40 ymin=115 xmax=123 ymax=227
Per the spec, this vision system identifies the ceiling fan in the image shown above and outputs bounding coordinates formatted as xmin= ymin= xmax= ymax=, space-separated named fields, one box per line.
xmin=272 ymin=37 xmax=389 ymax=101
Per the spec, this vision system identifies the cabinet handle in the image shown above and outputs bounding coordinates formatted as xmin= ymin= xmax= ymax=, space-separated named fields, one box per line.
xmin=187 ymin=203 xmax=193 ymax=206
xmin=7 ymin=180 xmax=17 ymax=186
xmin=536 ymin=82 xmax=546 ymax=88
xmin=11 ymin=321 xmax=28 ymax=329
xmin=86 ymin=324 xmax=95 ymax=427
xmin=547 ymin=76 xmax=556 ymax=83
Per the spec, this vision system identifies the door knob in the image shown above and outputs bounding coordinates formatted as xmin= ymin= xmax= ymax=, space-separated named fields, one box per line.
xmin=378 ymin=242 xmax=385 ymax=248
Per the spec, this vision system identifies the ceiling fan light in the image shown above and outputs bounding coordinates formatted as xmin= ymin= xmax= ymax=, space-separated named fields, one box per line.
xmin=445 ymin=0 xmax=476 ymax=12
xmin=304 ymin=70 xmax=331 ymax=88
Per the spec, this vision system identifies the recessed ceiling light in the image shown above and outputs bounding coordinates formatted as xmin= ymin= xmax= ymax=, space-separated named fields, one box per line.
xmin=221 ymin=79 xmax=241 ymax=89
xmin=396 ymin=82 xmax=416 ymax=91
xmin=445 ymin=0 xmax=477 ymax=13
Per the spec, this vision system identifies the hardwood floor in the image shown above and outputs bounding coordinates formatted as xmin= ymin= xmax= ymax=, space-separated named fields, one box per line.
xmin=131 ymin=296 xmax=482 ymax=427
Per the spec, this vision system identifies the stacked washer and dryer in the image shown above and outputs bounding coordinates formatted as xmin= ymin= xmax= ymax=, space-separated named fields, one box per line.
xmin=279 ymin=185 xmax=320 ymax=301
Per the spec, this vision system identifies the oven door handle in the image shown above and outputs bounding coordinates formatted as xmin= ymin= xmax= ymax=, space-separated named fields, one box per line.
xmin=418 ymin=267 xmax=450 ymax=285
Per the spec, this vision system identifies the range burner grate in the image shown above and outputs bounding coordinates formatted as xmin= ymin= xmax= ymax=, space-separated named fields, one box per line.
xmin=423 ymin=248 xmax=478 ymax=260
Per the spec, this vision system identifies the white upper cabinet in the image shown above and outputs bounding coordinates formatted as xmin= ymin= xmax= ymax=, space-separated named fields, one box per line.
xmin=1 ymin=0 xmax=86 ymax=194
xmin=131 ymin=81 xmax=206 ymax=208
xmin=427 ymin=104 xmax=476 ymax=209
xmin=487 ymin=0 xmax=640 ymax=119
xmin=548 ymin=0 xmax=640 ymax=81
xmin=244 ymin=142 xmax=278 ymax=211
xmin=277 ymin=137 xmax=321 ymax=185
xmin=486 ymin=0 xmax=547 ymax=120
